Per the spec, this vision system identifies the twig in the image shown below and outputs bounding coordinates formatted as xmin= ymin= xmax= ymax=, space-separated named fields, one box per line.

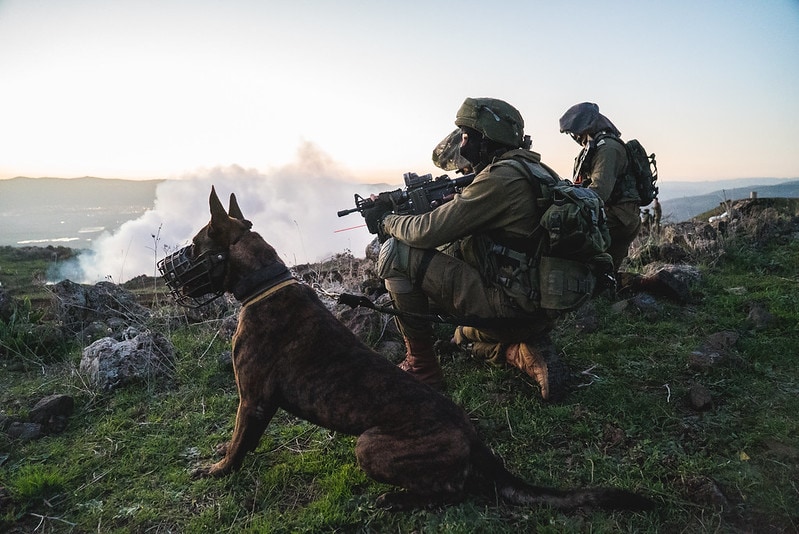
xmin=30 ymin=513 xmax=77 ymax=529
xmin=578 ymin=364 xmax=601 ymax=387
xmin=663 ymin=383 xmax=672 ymax=403
xmin=504 ymin=407 xmax=516 ymax=439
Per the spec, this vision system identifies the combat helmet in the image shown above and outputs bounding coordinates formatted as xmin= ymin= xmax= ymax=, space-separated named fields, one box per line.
xmin=455 ymin=97 xmax=526 ymax=148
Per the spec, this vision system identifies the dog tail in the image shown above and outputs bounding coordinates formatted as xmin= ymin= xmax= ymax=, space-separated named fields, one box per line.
xmin=470 ymin=443 xmax=655 ymax=512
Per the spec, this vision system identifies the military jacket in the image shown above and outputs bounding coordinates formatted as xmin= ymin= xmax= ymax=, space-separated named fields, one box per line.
xmin=381 ymin=149 xmax=548 ymax=311
xmin=574 ymin=135 xmax=639 ymax=205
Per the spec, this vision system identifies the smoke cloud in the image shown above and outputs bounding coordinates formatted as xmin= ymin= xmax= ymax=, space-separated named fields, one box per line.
xmin=57 ymin=143 xmax=389 ymax=284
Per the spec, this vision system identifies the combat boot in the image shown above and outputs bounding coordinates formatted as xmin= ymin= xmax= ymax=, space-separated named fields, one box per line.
xmin=398 ymin=337 xmax=445 ymax=391
xmin=504 ymin=336 xmax=569 ymax=401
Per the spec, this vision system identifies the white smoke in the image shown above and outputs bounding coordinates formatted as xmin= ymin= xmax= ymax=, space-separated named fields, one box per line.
xmin=58 ymin=143 xmax=390 ymax=284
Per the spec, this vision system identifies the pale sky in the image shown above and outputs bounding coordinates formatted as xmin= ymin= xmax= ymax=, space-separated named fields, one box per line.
xmin=1 ymin=0 xmax=798 ymax=183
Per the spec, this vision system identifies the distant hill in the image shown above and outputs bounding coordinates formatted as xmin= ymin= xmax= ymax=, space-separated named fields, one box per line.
xmin=657 ymin=177 xmax=798 ymax=201
xmin=659 ymin=180 xmax=799 ymax=222
xmin=0 ymin=177 xmax=163 ymax=247
xmin=2 ymin=176 xmax=798 ymax=246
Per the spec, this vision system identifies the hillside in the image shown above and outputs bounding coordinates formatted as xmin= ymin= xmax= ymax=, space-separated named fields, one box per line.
xmin=0 ymin=177 xmax=162 ymax=247
xmin=1 ymin=199 xmax=798 ymax=531
xmin=659 ymin=179 xmax=799 ymax=222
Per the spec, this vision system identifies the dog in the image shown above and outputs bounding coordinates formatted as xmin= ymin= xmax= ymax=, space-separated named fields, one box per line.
xmin=160 ymin=187 xmax=654 ymax=512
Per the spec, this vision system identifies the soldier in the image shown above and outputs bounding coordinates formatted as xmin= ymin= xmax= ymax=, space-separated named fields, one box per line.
xmin=362 ymin=97 xmax=569 ymax=401
xmin=559 ymin=102 xmax=641 ymax=272
xmin=641 ymin=208 xmax=652 ymax=235
xmin=652 ymin=197 xmax=662 ymax=234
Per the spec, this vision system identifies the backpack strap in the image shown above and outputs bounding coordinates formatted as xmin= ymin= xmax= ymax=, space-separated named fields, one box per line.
xmin=491 ymin=157 xmax=558 ymax=210
xmin=480 ymin=156 xmax=555 ymax=299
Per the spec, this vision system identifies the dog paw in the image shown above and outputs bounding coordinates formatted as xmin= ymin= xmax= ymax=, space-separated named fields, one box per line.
xmin=191 ymin=461 xmax=229 ymax=479
xmin=375 ymin=491 xmax=438 ymax=512
xmin=190 ymin=466 xmax=212 ymax=479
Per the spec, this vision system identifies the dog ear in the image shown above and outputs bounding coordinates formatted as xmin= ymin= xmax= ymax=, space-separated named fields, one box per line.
xmin=228 ymin=193 xmax=245 ymax=220
xmin=209 ymin=186 xmax=229 ymax=228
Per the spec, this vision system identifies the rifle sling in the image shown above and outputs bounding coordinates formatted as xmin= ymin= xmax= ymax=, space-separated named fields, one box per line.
xmin=337 ymin=293 xmax=533 ymax=330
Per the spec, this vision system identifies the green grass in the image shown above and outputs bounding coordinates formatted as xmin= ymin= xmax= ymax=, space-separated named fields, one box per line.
xmin=1 ymin=216 xmax=798 ymax=532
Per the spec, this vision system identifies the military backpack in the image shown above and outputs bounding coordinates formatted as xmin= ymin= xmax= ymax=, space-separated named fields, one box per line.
xmin=624 ymin=138 xmax=659 ymax=205
xmin=490 ymin=158 xmax=614 ymax=312
xmin=595 ymin=133 xmax=659 ymax=206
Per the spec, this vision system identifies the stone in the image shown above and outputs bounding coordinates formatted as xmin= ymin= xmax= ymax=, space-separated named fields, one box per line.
xmin=79 ymin=330 xmax=175 ymax=390
xmin=28 ymin=394 xmax=75 ymax=434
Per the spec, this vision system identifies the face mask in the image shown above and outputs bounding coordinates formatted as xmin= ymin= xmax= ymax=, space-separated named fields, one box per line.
xmin=569 ymin=132 xmax=587 ymax=146
xmin=459 ymin=127 xmax=483 ymax=165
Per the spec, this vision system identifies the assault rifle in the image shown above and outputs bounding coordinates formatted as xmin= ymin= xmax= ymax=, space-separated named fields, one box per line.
xmin=337 ymin=171 xmax=475 ymax=218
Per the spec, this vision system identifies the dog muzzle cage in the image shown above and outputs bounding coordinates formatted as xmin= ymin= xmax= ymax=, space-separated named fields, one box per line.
xmin=157 ymin=246 xmax=229 ymax=308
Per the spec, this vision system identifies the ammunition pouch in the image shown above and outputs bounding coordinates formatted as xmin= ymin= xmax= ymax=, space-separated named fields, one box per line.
xmin=488 ymin=242 xmax=598 ymax=312
xmin=538 ymin=256 xmax=596 ymax=310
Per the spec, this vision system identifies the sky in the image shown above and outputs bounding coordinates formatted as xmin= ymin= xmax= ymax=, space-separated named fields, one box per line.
xmin=1 ymin=0 xmax=798 ymax=282
xmin=1 ymin=0 xmax=798 ymax=184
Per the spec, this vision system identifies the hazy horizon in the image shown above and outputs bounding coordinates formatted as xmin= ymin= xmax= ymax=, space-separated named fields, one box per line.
xmin=3 ymin=168 xmax=797 ymax=287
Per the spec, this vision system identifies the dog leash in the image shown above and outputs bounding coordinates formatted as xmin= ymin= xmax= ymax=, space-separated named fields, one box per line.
xmin=337 ymin=292 xmax=531 ymax=329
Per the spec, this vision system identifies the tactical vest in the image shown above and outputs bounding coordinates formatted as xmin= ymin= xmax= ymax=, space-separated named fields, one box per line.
xmin=481 ymin=156 xmax=614 ymax=313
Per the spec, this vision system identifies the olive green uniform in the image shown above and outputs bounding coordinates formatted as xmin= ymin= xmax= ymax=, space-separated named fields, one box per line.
xmin=574 ymin=136 xmax=641 ymax=270
xmin=378 ymin=149 xmax=558 ymax=344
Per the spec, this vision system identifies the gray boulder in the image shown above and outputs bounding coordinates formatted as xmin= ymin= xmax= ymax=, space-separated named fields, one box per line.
xmin=80 ymin=330 xmax=175 ymax=390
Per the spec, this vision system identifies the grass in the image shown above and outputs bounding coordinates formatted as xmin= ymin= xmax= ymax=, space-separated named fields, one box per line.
xmin=1 ymin=208 xmax=798 ymax=532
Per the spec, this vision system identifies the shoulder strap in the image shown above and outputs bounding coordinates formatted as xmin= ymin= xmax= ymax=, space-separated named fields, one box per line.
xmin=491 ymin=157 xmax=557 ymax=209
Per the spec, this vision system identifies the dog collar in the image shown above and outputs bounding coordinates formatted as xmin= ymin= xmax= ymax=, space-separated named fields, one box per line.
xmin=232 ymin=262 xmax=292 ymax=301
xmin=240 ymin=278 xmax=299 ymax=308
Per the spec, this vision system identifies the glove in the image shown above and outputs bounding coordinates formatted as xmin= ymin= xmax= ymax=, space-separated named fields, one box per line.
xmin=363 ymin=193 xmax=394 ymax=237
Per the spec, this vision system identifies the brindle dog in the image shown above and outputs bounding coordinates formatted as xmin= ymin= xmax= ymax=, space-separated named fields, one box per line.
xmin=182 ymin=187 xmax=653 ymax=512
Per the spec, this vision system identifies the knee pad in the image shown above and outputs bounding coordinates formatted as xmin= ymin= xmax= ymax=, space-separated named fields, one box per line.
xmin=377 ymin=238 xmax=413 ymax=293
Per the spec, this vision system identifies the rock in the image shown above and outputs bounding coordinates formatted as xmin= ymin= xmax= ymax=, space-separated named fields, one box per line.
xmin=334 ymin=293 xmax=398 ymax=347
xmin=218 ymin=314 xmax=239 ymax=340
xmin=573 ymin=302 xmax=600 ymax=334
xmin=0 ymin=288 xmax=19 ymax=322
xmin=632 ymin=293 xmax=660 ymax=320
xmin=688 ymin=351 xmax=723 ymax=370
xmin=0 ymin=414 xmax=12 ymax=431
xmin=7 ymin=422 xmax=43 ymax=441
xmin=218 ymin=350 xmax=233 ymax=370
xmin=746 ymin=301 xmax=774 ymax=331
xmin=610 ymin=299 xmax=629 ymax=314
xmin=634 ymin=242 xmax=690 ymax=266
xmin=365 ymin=238 xmax=381 ymax=261
xmin=79 ymin=330 xmax=175 ymax=390
xmin=179 ymin=295 xmax=234 ymax=323
xmin=682 ymin=476 xmax=730 ymax=508
xmin=702 ymin=331 xmax=739 ymax=353
xmin=658 ymin=242 xmax=690 ymax=263
xmin=51 ymin=280 xmax=151 ymax=338
xmin=28 ymin=394 xmax=74 ymax=434
xmin=378 ymin=340 xmax=406 ymax=364
xmin=688 ymin=383 xmax=713 ymax=411
xmin=688 ymin=331 xmax=740 ymax=370
xmin=638 ymin=268 xmax=692 ymax=304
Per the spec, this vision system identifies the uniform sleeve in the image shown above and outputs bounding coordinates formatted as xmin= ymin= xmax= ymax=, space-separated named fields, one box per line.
xmin=381 ymin=166 xmax=526 ymax=249
xmin=586 ymin=140 xmax=627 ymax=202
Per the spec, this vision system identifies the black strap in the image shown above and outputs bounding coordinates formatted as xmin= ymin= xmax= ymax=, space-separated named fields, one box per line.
xmin=413 ymin=249 xmax=437 ymax=289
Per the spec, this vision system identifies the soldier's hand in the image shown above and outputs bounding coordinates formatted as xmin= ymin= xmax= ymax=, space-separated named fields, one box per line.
xmin=363 ymin=192 xmax=394 ymax=236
